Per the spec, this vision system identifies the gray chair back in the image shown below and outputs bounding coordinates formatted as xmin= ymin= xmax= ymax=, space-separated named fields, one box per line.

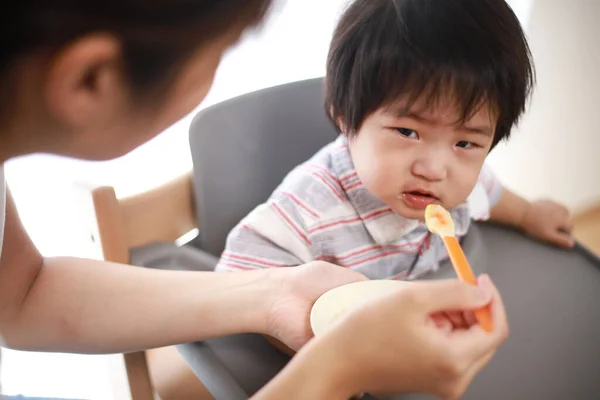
xmin=189 ymin=78 xmax=337 ymax=256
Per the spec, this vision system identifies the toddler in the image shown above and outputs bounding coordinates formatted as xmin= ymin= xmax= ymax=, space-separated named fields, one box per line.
xmin=215 ymin=0 xmax=573 ymax=280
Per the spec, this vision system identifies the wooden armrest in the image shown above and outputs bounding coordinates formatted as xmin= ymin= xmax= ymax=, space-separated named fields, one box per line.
xmin=89 ymin=171 xmax=197 ymax=258
xmin=118 ymin=172 xmax=197 ymax=248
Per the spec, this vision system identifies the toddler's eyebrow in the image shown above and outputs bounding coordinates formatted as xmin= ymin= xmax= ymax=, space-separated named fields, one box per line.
xmin=388 ymin=109 xmax=493 ymax=136
xmin=461 ymin=125 xmax=493 ymax=136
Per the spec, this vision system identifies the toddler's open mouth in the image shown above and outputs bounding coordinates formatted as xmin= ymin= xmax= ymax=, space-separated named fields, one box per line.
xmin=400 ymin=190 xmax=440 ymax=209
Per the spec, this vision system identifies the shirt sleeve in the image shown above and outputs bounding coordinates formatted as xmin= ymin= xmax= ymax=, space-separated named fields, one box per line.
xmin=467 ymin=162 xmax=504 ymax=221
xmin=215 ymin=195 xmax=313 ymax=272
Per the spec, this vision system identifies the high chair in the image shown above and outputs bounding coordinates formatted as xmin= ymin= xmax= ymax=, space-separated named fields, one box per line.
xmin=180 ymin=78 xmax=600 ymax=400
xmin=85 ymin=78 xmax=600 ymax=400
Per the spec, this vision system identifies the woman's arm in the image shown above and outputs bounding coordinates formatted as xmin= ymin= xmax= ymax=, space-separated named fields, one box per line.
xmin=253 ymin=334 xmax=354 ymax=400
xmin=0 ymin=189 xmax=273 ymax=352
xmin=0 ymin=188 xmax=365 ymax=353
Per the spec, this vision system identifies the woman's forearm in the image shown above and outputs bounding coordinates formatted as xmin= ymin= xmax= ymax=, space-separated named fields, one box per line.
xmin=1 ymin=256 xmax=273 ymax=353
xmin=253 ymin=333 xmax=357 ymax=400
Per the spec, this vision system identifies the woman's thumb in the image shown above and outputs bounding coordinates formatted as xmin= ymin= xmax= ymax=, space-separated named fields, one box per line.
xmin=415 ymin=275 xmax=494 ymax=313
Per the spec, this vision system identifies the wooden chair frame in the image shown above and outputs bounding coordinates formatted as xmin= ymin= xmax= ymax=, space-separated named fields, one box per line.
xmin=573 ymin=204 xmax=600 ymax=255
xmin=84 ymin=172 xmax=212 ymax=400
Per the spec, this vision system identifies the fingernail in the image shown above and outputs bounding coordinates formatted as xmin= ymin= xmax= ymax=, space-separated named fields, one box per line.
xmin=478 ymin=274 xmax=491 ymax=285
xmin=477 ymin=274 xmax=492 ymax=299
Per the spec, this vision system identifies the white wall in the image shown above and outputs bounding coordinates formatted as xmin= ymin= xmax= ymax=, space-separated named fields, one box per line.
xmin=487 ymin=0 xmax=600 ymax=212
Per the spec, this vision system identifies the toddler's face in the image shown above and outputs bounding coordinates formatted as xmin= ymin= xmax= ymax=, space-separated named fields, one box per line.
xmin=347 ymin=97 xmax=496 ymax=221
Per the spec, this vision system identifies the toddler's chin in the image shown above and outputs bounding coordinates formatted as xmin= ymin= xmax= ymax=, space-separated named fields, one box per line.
xmin=391 ymin=205 xmax=427 ymax=221
xmin=391 ymin=200 xmax=459 ymax=221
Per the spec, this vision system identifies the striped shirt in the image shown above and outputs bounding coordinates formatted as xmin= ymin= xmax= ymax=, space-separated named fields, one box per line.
xmin=215 ymin=135 xmax=503 ymax=280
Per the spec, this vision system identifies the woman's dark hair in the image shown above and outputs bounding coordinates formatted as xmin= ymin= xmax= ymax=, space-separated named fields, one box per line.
xmin=325 ymin=0 xmax=535 ymax=149
xmin=0 ymin=0 xmax=273 ymax=112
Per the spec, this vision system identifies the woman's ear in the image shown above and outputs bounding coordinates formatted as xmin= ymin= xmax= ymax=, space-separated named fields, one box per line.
xmin=44 ymin=34 xmax=128 ymax=129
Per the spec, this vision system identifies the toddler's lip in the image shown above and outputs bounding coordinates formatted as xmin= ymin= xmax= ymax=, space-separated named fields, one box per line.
xmin=398 ymin=188 xmax=440 ymax=199
xmin=408 ymin=189 xmax=437 ymax=198
xmin=399 ymin=191 xmax=440 ymax=210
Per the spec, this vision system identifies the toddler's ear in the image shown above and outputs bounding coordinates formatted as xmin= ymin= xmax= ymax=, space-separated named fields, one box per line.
xmin=327 ymin=106 xmax=351 ymax=136
xmin=335 ymin=117 xmax=348 ymax=135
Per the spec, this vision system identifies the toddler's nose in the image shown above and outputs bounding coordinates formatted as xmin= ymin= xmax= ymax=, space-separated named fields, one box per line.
xmin=411 ymin=155 xmax=448 ymax=182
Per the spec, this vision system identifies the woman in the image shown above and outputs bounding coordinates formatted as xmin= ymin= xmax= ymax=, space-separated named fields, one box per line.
xmin=0 ymin=1 xmax=508 ymax=398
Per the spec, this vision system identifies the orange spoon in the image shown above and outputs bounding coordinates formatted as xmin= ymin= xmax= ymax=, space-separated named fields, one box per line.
xmin=424 ymin=204 xmax=493 ymax=333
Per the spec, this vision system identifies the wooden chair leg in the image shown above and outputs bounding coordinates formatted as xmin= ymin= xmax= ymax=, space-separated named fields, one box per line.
xmin=124 ymin=351 xmax=154 ymax=400
xmin=147 ymin=346 xmax=215 ymax=400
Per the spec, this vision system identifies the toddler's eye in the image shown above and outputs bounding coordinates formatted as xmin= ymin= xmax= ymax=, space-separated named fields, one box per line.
xmin=396 ymin=128 xmax=419 ymax=139
xmin=456 ymin=140 xmax=476 ymax=149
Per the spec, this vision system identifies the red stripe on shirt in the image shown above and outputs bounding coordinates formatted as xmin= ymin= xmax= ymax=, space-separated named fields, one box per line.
xmin=342 ymin=249 xmax=419 ymax=268
xmin=218 ymin=261 xmax=257 ymax=271
xmin=221 ymin=252 xmax=286 ymax=268
xmin=340 ymin=172 xmax=358 ymax=183
xmin=311 ymin=172 xmax=345 ymax=202
xmin=344 ymin=181 xmax=362 ymax=191
xmin=271 ymin=203 xmax=311 ymax=245
xmin=363 ymin=208 xmax=393 ymax=219
xmin=283 ymin=191 xmax=319 ymax=218
xmin=308 ymin=215 xmax=362 ymax=233
xmin=308 ymin=208 xmax=393 ymax=234
xmin=306 ymin=163 xmax=342 ymax=183
xmin=318 ymin=241 xmax=422 ymax=263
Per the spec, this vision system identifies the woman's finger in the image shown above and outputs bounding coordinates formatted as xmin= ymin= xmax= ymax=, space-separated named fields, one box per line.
xmin=445 ymin=311 xmax=468 ymax=329
xmin=450 ymin=276 xmax=509 ymax=361
xmin=463 ymin=310 xmax=477 ymax=327
xmin=410 ymin=278 xmax=493 ymax=315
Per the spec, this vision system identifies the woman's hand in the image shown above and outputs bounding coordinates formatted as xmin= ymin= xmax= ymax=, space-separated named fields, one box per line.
xmin=320 ymin=275 xmax=508 ymax=399
xmin=262 ymin=261 xmax=367 ymax=351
